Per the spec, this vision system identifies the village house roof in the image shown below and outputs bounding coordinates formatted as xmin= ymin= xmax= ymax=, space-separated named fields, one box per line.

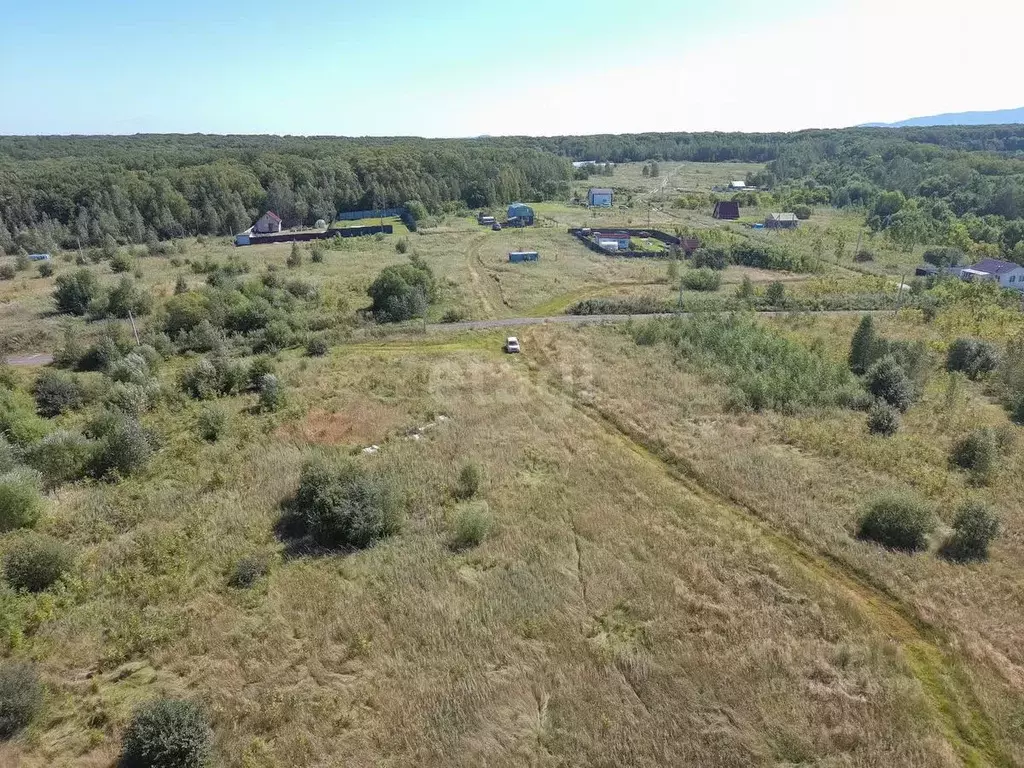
xmin=262 ymin=211 xmax=282 ymax=222
xmin=589 ymin=188 xmax=613 ymax=195
xmin=972 ymin=258 xmax=1021 ymax=275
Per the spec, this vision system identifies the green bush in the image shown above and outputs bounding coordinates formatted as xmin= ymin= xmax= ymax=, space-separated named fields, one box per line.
xmin=368 ymin=257 xmax=437 ymax=323
xmin=0 ymin=389 xmax=50 ymax=447
xmin=306 ymin=337 xmax=329 ymax=357
xmin=3 ymin=533 xmax=72 ymax=592
xmin=451 ymin=502 xmax=492 ymax=550
xmin=120 ymin=698 xmax=213 ymax=768
xmin=37 ymin=262 xmax=55 ymax=278
xmin=53 ymin=269 xmax=100 ymax=315
xmin=454 ymin=462 xmax=483 ymax=500
xmin=765 ymin=281 xmax=786 ymax=306
xmin=858 ymin=491 xmax=935 ymax=551
xmin=310 ymin=244 xmax=325 ymax=263
xmin=950 ymin=428 xmax=998 ymax=482
xmin=105 ymin=382 xmax=157 ymax=418
xmin=848 ymin=315 xmax=878 ymax=375
xmin=228 ymin=555 xmax=270 ymax=588
xmin=0 ymin=264 xmax=14 ymax=281
xmin=196 ymin=405 xmax=227 ymax=443
xmin=110 ymin=251 xmax=134 ymax=273
xmin=923 ymin=247 xmax=964 ymax=268
xmin=865 ymin=355 xmax=914 ymax=412
xmin=793 ymin=205 xmax=812 ymax=220
xmin=32 ymin=370 xmax=83 ymax=417
xmin=286 ymin=243 xmax=302 ymax=269
xmin=246 ymin=356 xmax=276 ymax=390
xmin=941 ymin=501 xmax=1000 ymax=562
xmin=395 ymin=237 xmax=409 ymax=255
xmin=289 ymin=459 xmax=402 ymax=550
xmin=440 ymin=308 xmax=467 ymax=323
xmin=90 ymin=416 xmax=152 ymax=479
xmin=257 ymin=374 xmax=284 ymax=412
xmin=23 ymin=430 xmax=94 ymax=488
xmin=0 ymin=661 xmax=43 ymax=738
xmin=180 ymin=359 xmax=219 ymax=400
xmin=101 ymin=277 xmax=152 ymax=319
xmin=108 ymin=353 xmax=152 ymax=385
xmin=77 ymin=336 xmax=122 ymax=373
xmin=946 ymin=338 xmax=999 ymax=380
xmin=0 ymin=437 xmax=15 ymax=474
xmin=681 ymin=268 xmax=722 ymax=292
xmin=691 ymin=246 xmax=729 ymax=270
xmin=630 ymin=315 xmax=860 ymax=412
xmin=867 ymin=401 xmax=900 ymax=436
xmin=0 ymin=470 xmax=44 ymax=532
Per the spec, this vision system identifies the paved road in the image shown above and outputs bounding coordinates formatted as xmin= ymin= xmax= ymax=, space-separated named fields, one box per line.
xmin=4 ymin=353 xmax=54 ymax=367
xmin=3 ymin=309 xmax=887 ymax=366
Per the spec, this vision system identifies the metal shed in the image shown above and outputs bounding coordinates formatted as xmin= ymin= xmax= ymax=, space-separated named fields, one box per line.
xmin=507 ymin=203 xmax=535 ymax=225
xmin=509 ymin=251 xmax=539 ymax=263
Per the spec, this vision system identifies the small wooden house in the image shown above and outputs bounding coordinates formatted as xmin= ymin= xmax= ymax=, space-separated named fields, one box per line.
xmin=765 ymin=212 xmax=799 ymax=230
xmin=253 ymin=211 xmax=283 ymax=234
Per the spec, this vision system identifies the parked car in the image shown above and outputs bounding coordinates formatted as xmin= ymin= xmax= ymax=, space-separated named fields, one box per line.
xmin=505 ymin=337 xmax=521 ymax=354
xmin=492 ymin=222 xmax=502 ymax=231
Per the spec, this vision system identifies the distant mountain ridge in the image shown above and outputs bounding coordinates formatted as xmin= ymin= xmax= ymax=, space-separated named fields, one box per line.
xmin=862 ymin=107 xmax=1024 ymax=128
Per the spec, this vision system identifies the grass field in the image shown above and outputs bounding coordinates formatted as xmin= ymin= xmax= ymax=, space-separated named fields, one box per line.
xmin=2 ymin=162 xmax=1024 ymax=766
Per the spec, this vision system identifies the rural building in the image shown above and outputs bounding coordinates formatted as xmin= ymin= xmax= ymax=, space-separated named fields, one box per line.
xmin=961 ymin=258 xmax=1024 ymax=290
xmin=713 ymin=201 xmax=740 ymax=220
xmin=28 ymin=253 xmax=50 ymax=261
xmin=596 ymin=232 xmax=630 ymax=251
xmin=507 ymin=203 xmax=535 ymax=226
xmin=508 ymin=251 xmax=539 ymax=263
xmin=588 ymin=188 xmax=613 ymax=207
xmin=253 ymin=211 xmax=283 ymax=234
xmin=765 ymin=212 xmax=799 ymax=230
xmin=730 ymin=181 xmax=747 ymax=190
xmin=479 ymin=215 xmax=496 ymax=225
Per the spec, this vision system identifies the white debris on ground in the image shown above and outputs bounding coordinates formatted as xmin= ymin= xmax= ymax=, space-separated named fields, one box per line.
xmin=361 ymin=415 xmax=452 ymax=454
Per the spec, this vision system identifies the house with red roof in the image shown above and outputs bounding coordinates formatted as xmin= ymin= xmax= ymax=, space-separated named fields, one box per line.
xmin=253 ymin=211 xmax=283 ymax=234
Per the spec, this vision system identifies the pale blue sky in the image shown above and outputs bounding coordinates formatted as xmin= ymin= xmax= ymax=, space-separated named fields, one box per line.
xmin=2 ymin=0 xmax=1020 ymax=136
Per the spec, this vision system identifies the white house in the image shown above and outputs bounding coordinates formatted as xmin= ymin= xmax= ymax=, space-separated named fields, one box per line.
xmin=729 ymin=180 xmax=747 ymax=190
xmin=253 ymin=211 xmax=283 ymax=234
xmin=962 ymin=258 xmax=1024 ymax=291
xmin=588 ymin=187 xmax=613 ymax=207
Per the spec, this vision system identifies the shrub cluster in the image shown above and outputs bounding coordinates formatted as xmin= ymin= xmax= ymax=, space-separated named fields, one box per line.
xmin=368 ymin=255 xmax=437 ymax=322
xmin=3 ymin=533 xmax=72 ymax=592
xmin=120 ymin=698 xmax=213 ymax=768
xmin=0 ymin=470 xmax=44 ymax=532
xmin=454 ymin=462 xmax=482 ymax=500
xmin=858 ymin=492 xmax=935 ymax=551
xmin=0 ymin=661 xmax=43 ymax=738
xmin=946 ymin=338 xmax=999 ymax=379
xmin=32 ymin=370 xmax=83 ymax=417
xmin=942 ymin=501 xmax=1000 ymax=562
xmin=228 ymin=554 xmax=270 ymax=588
xmin=451 ymin=502 xmax=492 ymax=550
xmin=950 ymin=428 xmax=998 ymax=483
xmin=287 ymin=459 xmax=402 ymax=550
xmin=681 ymin=268 xmax=722 ymax=292
xmin=867 ymin=401 xmax=900 ymax=436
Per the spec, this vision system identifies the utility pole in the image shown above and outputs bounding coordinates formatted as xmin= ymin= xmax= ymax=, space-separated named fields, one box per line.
xmin=127 ymin=310 xmax=140 ymax=345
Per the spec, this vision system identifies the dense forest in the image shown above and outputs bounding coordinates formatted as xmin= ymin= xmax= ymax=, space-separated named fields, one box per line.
xmin=0 ymin=136 xmax=573 ymax=252
xmin=2 ymin=126 xmax=1024 ymax=256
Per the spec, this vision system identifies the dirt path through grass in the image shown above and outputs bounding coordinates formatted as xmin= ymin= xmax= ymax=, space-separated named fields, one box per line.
xmin=524 ymin=331 xmax=1010 ymax=767
xmin=466 ymin=233 xmax=497 ymax=318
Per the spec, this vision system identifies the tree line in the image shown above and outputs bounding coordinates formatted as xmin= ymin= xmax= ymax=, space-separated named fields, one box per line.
xmin=0 ymin=136 xmax=572 ymax=252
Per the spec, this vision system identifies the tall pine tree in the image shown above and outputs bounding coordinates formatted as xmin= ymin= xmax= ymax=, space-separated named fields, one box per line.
xmin=849 ymin=315 xmax=878 ymax=375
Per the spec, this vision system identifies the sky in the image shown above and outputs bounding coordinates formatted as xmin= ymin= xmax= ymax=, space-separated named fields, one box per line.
xmin=2 ymin=0 xmax=1022 ymax=137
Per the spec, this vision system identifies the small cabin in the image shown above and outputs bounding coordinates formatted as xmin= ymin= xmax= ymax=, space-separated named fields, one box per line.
xmin=253 ymin=211 xmax=283 ymax=234
xmin=507 ymin=203 xmax=535 ymax=226
xmin=713 ymin=201 xmax=740 ymax=220
xmin=595 ymin=232 xmax=630 ymax=251
xmin=508 ymin=251 xmax=539 ymax=263
xmin=588 ymin=188 xmax=613 ymax=207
